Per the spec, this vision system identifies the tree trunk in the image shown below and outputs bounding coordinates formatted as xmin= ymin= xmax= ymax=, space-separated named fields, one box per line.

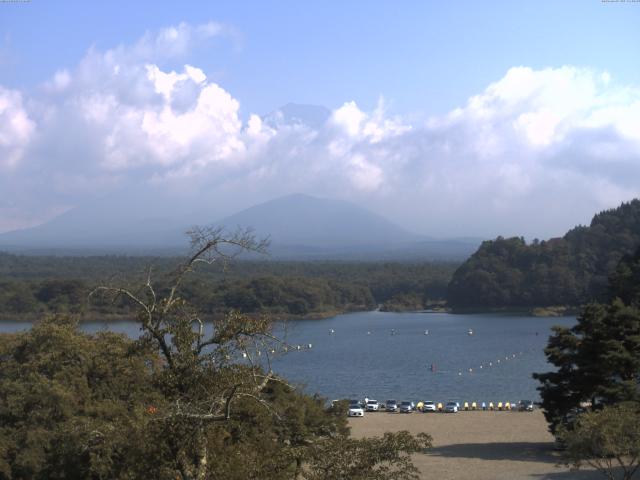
xmin=195 ymin=427 xmax=208 ymax=480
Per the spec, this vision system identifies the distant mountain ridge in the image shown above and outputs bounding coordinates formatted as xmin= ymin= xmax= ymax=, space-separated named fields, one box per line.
xmin=447 ymin=199 xmax=640 ymax=309
xmin=216 ymin=193 xmax=421 ymax=248
xmin=0 ymin=192 xmax=480 ymax=260
xmin=0 ymin=189 xmax=192 ymax=250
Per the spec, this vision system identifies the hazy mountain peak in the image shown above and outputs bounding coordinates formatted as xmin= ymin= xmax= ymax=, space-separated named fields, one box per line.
xmin=0 ymin=191 xmax=479 ymax=260
xmin=217 ymin=193 xmax=420 ymax=248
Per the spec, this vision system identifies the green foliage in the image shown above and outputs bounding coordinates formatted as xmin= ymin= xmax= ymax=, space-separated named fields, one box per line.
xmin=379 ymin=292 xmax=425 ymax=312
xmin=184 ymin=275 xmax=376 ymax=316
xmin=557 ymin=403 xmax=640 ymax=480
xmin=448 ymin=199 xmax=640 ymax=308
xmin=534 ymin=300 xmax=640 ymax=433
xmin=609 ymin=247 xmax=640 ymax=307
xmin=1 ymin=231 xmax=433 ymax=479
xmin=534 ymin=247 xmax=640 ymax=434
xmin=0 ymin=315 xmax=162 ymax=479
xmin=302 ymin=431 xmax=432 ymax=480
xmin=0 ymin=256 xmax=458 ymax=319
xmin=0 ymin=313 xmax=431 ymax=479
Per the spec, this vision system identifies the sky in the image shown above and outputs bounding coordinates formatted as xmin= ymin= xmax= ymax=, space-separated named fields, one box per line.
xmin=1 ymin=0 xmax=640 ymax=239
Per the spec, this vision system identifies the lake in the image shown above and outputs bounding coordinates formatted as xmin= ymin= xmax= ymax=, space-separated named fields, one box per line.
xmin=0 ymin=311 xmax=574 ymax=404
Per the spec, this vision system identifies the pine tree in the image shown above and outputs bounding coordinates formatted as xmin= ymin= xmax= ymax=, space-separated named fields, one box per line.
xmin=534 ymin=248 xmax=640 ymax=433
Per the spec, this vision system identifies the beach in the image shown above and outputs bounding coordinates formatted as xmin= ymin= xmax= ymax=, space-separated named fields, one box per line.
xmin=349 ymin=410 xmax=601 ymax=479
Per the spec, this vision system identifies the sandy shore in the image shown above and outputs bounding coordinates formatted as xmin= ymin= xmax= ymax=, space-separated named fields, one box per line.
xmin=349 ymin=410 xmax=602 ymax=479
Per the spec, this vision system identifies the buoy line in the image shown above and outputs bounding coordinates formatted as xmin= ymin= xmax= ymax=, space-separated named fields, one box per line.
xmin=431 ymin=347 xmax=540 ymax=377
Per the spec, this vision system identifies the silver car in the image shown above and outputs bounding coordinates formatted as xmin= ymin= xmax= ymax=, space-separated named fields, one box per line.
xmin=385 ymin=400 xmax=398 ymax=412
xmin=444 ymin=401 xmax=459 ymax=413
xmin=399 ymin=401 xmax=415 ymax=413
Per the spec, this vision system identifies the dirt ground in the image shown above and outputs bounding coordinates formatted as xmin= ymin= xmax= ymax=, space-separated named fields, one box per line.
xmin=349 ymin=409 xmax=604 ymax=480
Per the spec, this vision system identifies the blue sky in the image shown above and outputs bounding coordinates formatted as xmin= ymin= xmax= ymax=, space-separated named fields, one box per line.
xmin=1 ymin=1 xmax=640 ymax=238
xmin=3 ymin=0 xmax=638 ymax=117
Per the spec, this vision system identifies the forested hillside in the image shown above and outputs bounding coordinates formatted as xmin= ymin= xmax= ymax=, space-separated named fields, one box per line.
xmin=447 ymin=200 xmax=640 ymax=309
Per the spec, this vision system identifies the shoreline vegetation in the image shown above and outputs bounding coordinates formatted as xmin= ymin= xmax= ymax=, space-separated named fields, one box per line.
xmin=0 ymin=254 xmax=458 ymax=321
xmin=449 ymin=304 xmax=579 ymax=317
xmin=0 ymin=303 xmax=578 ymax=323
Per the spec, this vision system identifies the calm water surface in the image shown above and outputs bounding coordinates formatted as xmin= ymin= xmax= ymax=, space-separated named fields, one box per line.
xmin=1 ymin=311 xmax=574 ymax=403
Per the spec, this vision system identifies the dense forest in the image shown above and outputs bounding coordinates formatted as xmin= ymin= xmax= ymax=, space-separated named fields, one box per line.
xmin=0 ymin=254 xmax=457 ymax=319
xmin=447 ymin=200 xmax=640 ymax=310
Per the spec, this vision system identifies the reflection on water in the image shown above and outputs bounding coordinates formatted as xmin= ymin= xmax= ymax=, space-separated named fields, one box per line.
xmin=1 ymin=311 xmax=574 ymax=402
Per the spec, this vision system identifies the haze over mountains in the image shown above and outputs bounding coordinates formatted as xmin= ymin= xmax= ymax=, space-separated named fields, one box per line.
xmin=0 ymin=193 xmax=481 ymax=260
xmin=0 ymin=100 xmax=484 ymax=260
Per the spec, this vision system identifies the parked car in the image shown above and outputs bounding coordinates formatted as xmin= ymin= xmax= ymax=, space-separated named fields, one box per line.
xmin=444 ymin=401 xmax=459 ymax=413
xmin=399 ymin=401 xmax=415 ymax=413
xmin=348 ymin=401 xmax=364 ymax=417
xmin=518 ymin=400 xmax=534 ymax=412
xmin=422 ymin=401 xmax=437 ymax=412
xmin=365 ymin=399 xmax=379 ymax=412
xmin=385 ymin=399 xmax=398 ymax=412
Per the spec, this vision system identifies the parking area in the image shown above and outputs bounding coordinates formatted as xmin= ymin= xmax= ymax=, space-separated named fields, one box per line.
xmin=349 ymin=410 xmax=601 ymax=479
xmin=346 ymin=398 xmax=535 ymax=416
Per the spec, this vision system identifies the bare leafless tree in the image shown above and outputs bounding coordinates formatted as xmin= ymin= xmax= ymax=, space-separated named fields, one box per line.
xmin=91 ymin=227 xmax=290 ymax=480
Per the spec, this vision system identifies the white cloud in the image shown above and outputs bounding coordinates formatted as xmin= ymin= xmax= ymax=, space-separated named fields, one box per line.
xmin=91 ymin=63 xmax=245 ymax=172
xmin=331 ymin=101 xmax=366 ymax=137
xmin=347 ymin=154 xmax=383 ymax=191
xmin=0 ymin=86 xmax=35 ymax=169
xmin=110 ymin=21 xmax=227 ymax=65
xmin=2 ymin=24 xmax=640 ymax=240
xmin=331 ymin=98 xmax=410 ymax=142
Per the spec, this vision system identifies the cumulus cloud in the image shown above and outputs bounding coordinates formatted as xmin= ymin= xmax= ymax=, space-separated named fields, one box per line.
xmin=1 ymin=22 xmax=640 ymax=240
xmin=243 ymin=66 xmax=640 ymax=237
xmin=92 ymin=63 xmax=245 ymax=173
xmin=0 ymin=86 xmax=35 ymax=169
